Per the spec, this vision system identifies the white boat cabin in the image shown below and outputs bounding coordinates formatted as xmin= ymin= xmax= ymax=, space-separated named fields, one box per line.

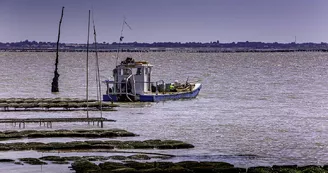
xmin=113 ymin=57 xmax=153 ymax=96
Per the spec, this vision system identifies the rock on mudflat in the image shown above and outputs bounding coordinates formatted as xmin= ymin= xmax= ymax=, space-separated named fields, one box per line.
xmin=0 ymin=159 xmax=15 ymax=162
xmin=71 ymin=160 xmax=101 ymax=173
xmin=39 ymin=156 xmax=66 ymax=162
xmin=108 ymin=155 xmax=127 ymax=161
xmin=19 ymin=158 xmax=47 ymax=165
xmin=52 ymin=161 xmax=70 ymax=164
xmin=127 ymin=154 xmax=151 ymax=160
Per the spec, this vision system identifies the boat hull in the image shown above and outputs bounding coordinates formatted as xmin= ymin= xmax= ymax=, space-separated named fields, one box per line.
xmin=103 ymin=83 xmax=202 ymax=102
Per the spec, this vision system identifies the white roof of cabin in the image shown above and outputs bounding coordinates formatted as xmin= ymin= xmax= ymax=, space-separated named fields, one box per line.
xmin=117 ymin=62 xmax=153 ymax=68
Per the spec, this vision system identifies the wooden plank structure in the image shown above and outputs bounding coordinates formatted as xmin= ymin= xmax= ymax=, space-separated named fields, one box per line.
xmin=0 ymin=98 xmax=117 ymax=111
xmin=0 ymin=98 xmax=116 ymax=128
xmin=0 ymin=117 xmax=115 ymax=128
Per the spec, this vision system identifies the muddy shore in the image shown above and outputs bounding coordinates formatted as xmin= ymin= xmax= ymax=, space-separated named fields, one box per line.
xmin=70 ymin=160 xmax=328 ymax=173
xmin=0 ymin=129 xmax=325 ymax=173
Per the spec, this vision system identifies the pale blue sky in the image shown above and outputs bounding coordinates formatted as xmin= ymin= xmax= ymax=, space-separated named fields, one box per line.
xmin=0 ymin=0 xmax=327 ymax=43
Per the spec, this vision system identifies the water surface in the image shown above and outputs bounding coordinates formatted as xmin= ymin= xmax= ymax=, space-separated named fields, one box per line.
xmin=1 ymin=52 xmax=328 ymax=171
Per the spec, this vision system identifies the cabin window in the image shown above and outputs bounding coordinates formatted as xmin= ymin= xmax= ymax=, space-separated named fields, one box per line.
xmin=145 ymin=67 xmax=151 ymax=75
xmin=132 ymin=68 xmax=141 ymax=75
xmin=132 ymin=68 xmax=136 ymax=75
xmin=136 ymin=68 xmax=142 ymax=75
xmin=113 ymin=69 xmax=118 ymax=75
xmin=123 ymin=69 xmax=130 ymax=75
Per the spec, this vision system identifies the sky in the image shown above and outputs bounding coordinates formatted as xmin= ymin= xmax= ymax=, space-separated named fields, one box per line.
xmin=0 ymin=0 xmax=328 ymax=43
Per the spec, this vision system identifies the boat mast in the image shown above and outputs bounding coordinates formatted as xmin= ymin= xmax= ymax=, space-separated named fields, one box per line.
xmin=115 ymin=18 xmax=125 ymax=66
xmin=115 ymin=17 xmax=132 ymax=66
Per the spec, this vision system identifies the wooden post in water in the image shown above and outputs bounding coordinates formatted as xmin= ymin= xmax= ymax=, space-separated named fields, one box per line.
xmin=86 ymin=10 xmax=91 ymax=119
xmin=51 ymin=6 xmax=64 ymax=93
xmin=92 ymin=13 xmax=103 ymax=120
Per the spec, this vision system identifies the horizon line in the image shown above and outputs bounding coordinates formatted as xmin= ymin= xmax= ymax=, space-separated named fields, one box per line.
xmin=1 ymin=40 xmax=328 ymax=44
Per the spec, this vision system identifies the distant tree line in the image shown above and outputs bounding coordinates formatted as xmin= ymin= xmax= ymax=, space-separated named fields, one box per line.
xmin=1 ymin=40 xmax=328 ymax=51
xmin=111 ymin=40 xmax=328 ymax=49
xmin=0 ymin=40 xmax=65 ymax=48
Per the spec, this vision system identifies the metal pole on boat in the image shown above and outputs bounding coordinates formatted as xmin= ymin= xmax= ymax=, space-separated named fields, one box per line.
xmin=86 ymin=10 xmax=91 ymax=119
xmin=115 ymin=17 xmax=132 ymax=66
xmin=115 ymin=18 xmax=125 ymax=66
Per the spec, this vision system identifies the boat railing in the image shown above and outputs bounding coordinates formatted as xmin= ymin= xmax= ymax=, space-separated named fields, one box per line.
xmin=125 ymin=74 xmax=136 ymax=102
xmin=155 ymin=80 xmax=165 ymax=95
xmin=104 ymin=79 xmax=168 ymax=96
xmin=104 ymin=81 xmax=113 ymax=103
xmin=104 ymin=81 xmax=136 ymax=95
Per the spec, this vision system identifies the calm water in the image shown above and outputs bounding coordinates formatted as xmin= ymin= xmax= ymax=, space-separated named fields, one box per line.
xmin=1 ymin=51 xmax=328 ymax=172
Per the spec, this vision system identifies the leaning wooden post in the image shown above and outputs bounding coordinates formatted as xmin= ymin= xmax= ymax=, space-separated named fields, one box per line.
xmin=86 ymin=10 xmax=91 ymax=119
xmin=51 ymin=6 xmax=64 ymax=92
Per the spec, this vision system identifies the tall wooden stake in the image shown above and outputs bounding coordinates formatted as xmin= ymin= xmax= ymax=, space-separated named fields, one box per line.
xmin=92 ymin=14 xmax=103 ymax=123
xmin=51 ymin=6 xmax=64 ymax=93
xmin=86 ymin=10 xmax=91 ymax=119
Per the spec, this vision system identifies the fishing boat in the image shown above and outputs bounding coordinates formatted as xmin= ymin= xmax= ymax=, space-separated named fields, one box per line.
xmin=103 ymin=57 xmax=202 ymax=102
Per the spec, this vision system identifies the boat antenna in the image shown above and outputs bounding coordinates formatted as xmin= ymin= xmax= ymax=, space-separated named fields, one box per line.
xmin=186 ymin=76 xmax=189 ymax=85
xmin=86 ymin=10 xmax=91 ymax=119
xmin=92 ymin=11 xmax=103 ymax=121
xmin=115 ymin=17 xmax=132 ymax=66
xmin=295 ymin=36 xmax=297 ymax=44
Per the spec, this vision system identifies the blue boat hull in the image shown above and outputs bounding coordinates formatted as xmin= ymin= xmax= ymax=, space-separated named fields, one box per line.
xmin=103 ymin=84 xmax=202 ymax=102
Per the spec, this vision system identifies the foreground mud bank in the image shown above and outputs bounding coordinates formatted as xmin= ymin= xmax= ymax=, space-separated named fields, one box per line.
xmin=0 ymin=139 xmax=194 ymax=151
xmin=0 ymin=129 xmax=136 ymax=140
xmin=0 ymin=98 xmax=119 ymax=111
xmin=2 ymin=155 xmax=327 ymax=173
xmin=71 ymin=160 xmax=328 ymax=173
xmin=0 ymin=154 xmax=173 ymax=165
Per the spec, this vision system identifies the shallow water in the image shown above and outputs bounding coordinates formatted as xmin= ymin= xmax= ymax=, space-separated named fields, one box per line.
xmin=1 ymin=52 xmax=328 ymax=171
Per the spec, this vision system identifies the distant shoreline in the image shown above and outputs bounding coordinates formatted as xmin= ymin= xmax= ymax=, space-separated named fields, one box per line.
xmin=1 ymin=40 xmax=328 ymax=53
xmin=1 ymin=48 xmax=328 ymax=53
